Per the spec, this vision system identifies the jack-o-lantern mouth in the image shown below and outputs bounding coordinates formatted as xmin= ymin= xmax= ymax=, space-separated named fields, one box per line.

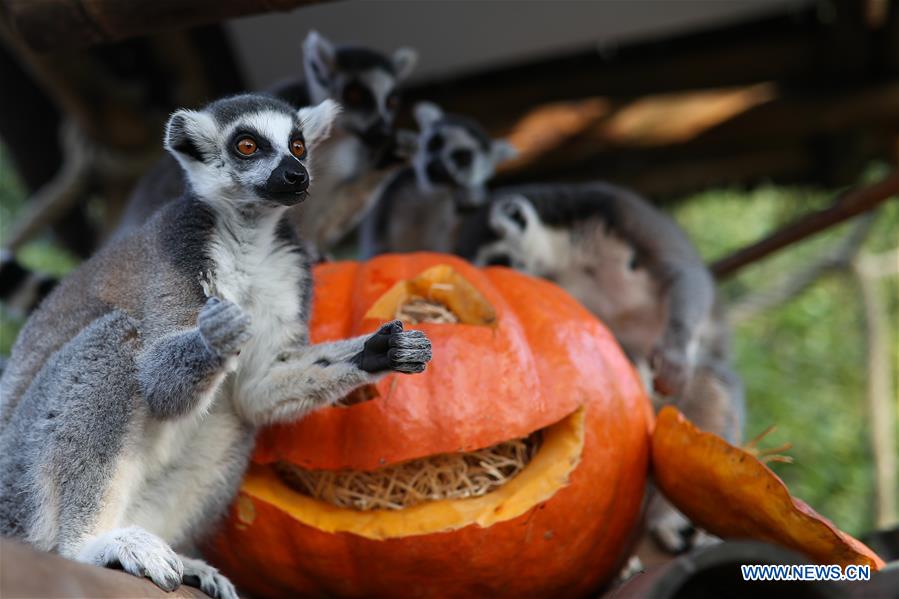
xmin=239 ymin=408 xmax=585 ymax=540
xmin=274 ymin=430 xmax=542 ymax=511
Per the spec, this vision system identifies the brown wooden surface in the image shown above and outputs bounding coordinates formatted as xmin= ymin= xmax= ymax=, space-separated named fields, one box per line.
xmin=2 ymin=0 xmax=334 ymax=51
xmin=0 ymin=539 xmax=212 ymax=598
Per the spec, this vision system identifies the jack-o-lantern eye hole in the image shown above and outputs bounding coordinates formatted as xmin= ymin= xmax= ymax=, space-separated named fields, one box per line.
xmin=290 ymin=138 xmax=306 ymax=159
xmin=235 ymin=136 xmax=257 ymax=156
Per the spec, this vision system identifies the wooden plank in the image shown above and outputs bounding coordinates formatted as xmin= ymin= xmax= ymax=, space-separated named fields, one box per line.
xmin=0 ymin=538 xmax=212 ymax=598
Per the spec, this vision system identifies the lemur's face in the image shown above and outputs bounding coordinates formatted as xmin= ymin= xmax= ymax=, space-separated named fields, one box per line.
xmin=304 ymin=31 xmax=417 ymax=143
xmin=412 ymin=103 xmax=517 ymax=202
xmin=164 ymin=95 xmax=339 ymax=207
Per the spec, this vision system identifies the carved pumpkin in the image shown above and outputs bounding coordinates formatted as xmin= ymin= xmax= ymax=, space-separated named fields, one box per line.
xmin=205 ymin=253 xmax=653 ymax=598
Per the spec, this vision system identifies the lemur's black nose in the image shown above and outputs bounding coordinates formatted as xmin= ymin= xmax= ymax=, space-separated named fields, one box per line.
xmin=283 ymin=168 xmax=306 ymax=186
xmin=263 ymin=157 xmax=310 ymax=205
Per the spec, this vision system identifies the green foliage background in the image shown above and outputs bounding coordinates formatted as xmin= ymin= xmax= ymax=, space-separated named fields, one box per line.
xmin=1 ymin=143 xmax=896 ymax=536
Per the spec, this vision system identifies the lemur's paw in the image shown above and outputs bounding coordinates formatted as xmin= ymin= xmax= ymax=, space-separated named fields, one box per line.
xmin=182 ymin=556 xmax=239 ymax=599
xmin=357 ymin=320 xmax=432 ymax=374
xmin=77 ymin=526 xmax=184 ymax=592
xmin=650 ymin=344 xmax=688 ymax=397
xmin=199 ymin=297 xmax=252 ymax=358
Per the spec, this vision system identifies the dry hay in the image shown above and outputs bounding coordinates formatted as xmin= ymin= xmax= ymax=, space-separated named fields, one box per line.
xmin=276 ymin=432 xmax=542 ymax=511
xmin=395 ymin=296 xmax=459 ymax=324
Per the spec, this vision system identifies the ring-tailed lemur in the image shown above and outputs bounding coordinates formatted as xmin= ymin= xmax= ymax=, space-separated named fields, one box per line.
xmin=0 ymin=94 xmax=432 ymax=597
xmin=359 ymin=101 xmax=517 ymax=257
xmin=118 ymin=30 xmax=418 ymax=249
xmin=457 ymin=183 xmax=743 ymax=553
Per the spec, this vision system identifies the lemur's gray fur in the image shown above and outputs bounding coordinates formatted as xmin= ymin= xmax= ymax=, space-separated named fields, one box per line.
xmin=0 ymin=94 xmax=432 ymax=597
xmin=457 ymin=183 xmax=743 ymax=553
xmin=359 ymin=102 xmax=516 ymax=258
xmin=119 ymin=30 xmax=417 ymax=250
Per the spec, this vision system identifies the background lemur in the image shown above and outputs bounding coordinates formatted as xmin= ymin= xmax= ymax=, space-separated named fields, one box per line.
xmin=117 ymin=30 xmax=417 ymax=248
xmin=0 ymin=94 xmax=432 ymax=597
xmin=456 ymin=183 xmax=743 ymax=552
xmin=359 ymin=101 xmax=516 ymax=257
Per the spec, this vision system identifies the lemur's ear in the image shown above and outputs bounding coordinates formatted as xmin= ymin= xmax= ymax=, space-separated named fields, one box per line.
xmin=164 ymin=109 xmax=217 ymax=163
xmin=304 ymin=30 xmax=337 ymax=81
xmin=490 ymin=139 xmax=518 ymax=165
xmin=414 ymin=102 xmax=443 ymax=129
xmin=298 ymin=99 xmax=341 ymax=150
xmin=392 ymin=47 xmax=418 ymax=81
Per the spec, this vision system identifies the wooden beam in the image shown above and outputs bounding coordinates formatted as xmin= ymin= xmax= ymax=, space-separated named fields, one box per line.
xmin=403 ymin=4 xmax=876 ymax=133
xmin=1 ymin=0 xmax=334 ymax=51
xmin=710 ymin=172 xmax=899 ymax=279
xmin=489 ymin=83 xmax=899 ymax=195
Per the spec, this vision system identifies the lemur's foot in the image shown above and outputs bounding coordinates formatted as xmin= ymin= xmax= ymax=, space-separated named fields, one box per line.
xmin=357 ymin=320 xmax=432 ymax=374
xmin=77 ymin=526 xmax=184 ymax=592
xmin=199 ymin=297 xmax=252 ymax=358
xmin=649 ymin=502 xmax=718 ymax=554
xmin=650 ymin=344 xmax=688 ymax=397
xmin=182 ymin=556 xmax=239 ymax=599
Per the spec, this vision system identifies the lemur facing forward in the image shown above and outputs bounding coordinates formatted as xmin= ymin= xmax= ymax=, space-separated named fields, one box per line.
xmin=0 ymin=95 xmax=432 ymax=597
xmin=457 ymin=183 xmax=743 ymax=552
xmin=359 ymin=101 xmax=517 ymax=258
xmin=119 ymin=30 xmax=417 ymax=249
xmin=0 ymin=32 xmax=416 ymax=314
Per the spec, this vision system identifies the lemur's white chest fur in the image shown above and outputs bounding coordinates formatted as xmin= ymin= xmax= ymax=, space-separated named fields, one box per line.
xmin=205 ymin=208 xmax=306 ymax=384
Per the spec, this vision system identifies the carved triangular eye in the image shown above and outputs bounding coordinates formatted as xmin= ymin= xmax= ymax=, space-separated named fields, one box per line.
xmin=365 ymin=265 xmax=496 ymax=326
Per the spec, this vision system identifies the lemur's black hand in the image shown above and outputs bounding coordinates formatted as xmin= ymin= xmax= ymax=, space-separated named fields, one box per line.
xmin=356 ymin=320 xmax=432 ymax=374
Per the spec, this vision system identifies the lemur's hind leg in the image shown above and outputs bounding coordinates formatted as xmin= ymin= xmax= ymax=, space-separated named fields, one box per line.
xmin=649 ymin=361 xmax=744 ymax=553
xmin=239 ymin=320 xmax=431 ymax=425
xmin=679 ymin=361 xmax=745 ymax=446
xmin=11 ymin=312 xmax=184 ymax=590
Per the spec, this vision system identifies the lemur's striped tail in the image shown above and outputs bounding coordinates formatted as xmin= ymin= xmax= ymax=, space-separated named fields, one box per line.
xmin=0 ymin=251 xmax=58 ymax=316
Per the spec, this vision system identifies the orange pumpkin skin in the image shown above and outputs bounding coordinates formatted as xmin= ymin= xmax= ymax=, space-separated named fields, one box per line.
xmin=205 ymin=253 xmax=653 ymax=598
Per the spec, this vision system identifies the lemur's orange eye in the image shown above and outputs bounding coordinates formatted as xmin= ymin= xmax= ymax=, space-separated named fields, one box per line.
xmin=290 ymin=138 xmax=306 ymax=159
xmin=236 ymin=137 xmax=257 ymax=156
